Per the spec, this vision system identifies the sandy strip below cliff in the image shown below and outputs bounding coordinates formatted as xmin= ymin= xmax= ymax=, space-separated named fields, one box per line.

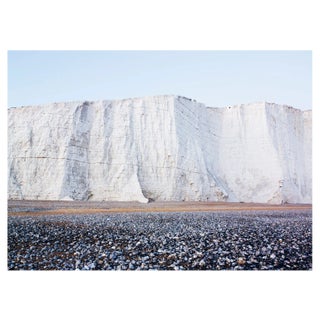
xmin=8 ymin=200 xmax=312 ymax=216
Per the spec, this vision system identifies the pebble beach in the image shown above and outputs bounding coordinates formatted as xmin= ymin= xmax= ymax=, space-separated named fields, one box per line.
xmin=8 ymin=208 xmax=312 ymax=270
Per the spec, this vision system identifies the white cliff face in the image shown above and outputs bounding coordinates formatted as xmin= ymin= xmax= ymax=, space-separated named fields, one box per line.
xmin=8 ymin=96 xmax=312 ymax=204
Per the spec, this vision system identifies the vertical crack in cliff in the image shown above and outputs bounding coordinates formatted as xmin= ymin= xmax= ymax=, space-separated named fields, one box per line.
xmin=60 ymin=102 xmax=93 ymax=200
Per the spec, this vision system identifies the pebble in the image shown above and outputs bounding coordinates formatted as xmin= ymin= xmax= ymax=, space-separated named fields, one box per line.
xmin=199 ymin=260 xmax=206 ymax=267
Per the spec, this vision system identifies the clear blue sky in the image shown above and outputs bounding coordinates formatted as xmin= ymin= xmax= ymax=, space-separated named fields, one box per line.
xmin=8 ymin=50 xmax=312 ymax=109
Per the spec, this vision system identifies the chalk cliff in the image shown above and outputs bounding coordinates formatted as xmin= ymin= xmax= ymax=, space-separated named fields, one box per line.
xmin=8 ymin=95 xmax=312 ymax=203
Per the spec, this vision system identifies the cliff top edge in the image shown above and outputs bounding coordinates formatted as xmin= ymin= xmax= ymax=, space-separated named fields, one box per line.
xmin=8 ymin=94 xmax=311 ymax=112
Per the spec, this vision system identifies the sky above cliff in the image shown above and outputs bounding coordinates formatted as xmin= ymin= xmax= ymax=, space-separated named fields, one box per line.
xmin=8 ymin=50 xmax=312 ymax=110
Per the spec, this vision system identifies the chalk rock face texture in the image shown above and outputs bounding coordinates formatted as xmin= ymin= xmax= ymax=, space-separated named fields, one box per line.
xmin=8 ymin=96 xmax=312 ymax=203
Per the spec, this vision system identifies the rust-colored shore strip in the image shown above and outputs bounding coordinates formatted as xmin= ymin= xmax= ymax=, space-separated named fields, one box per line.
xmin=8 ymin=202 xmax=312 ymax=216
